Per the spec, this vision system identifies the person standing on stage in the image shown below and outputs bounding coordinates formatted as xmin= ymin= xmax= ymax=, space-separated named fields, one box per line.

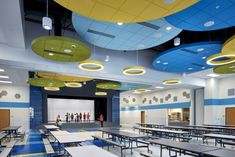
xmin=98 ymin=114 xmax=104 ymax=127
xmin=68 ymin=113 xmax=70 ymax=122
xmin=83 ymin=112 xmax=86 ymax=121
xmin=79 ymin=112 xmax=82 ymax=121
xmin=87 ymin=112 xmax=90 ymax=122
xmin=76 ymin=113 xmax=79 ymax=122
xmin=65 ymin=112 xmax=69 ymax=122
xmin=71 ymin=113 xmax=74 ymax=122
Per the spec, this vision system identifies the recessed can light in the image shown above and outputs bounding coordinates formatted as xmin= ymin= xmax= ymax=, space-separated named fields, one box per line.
xmin=188 ymin=67 xmax=193 ymax=70
xmin=64 ymin=49 xmax=72 ymax=53
xmin=166 ymin=26 xmax=172 ymax=30
xmin=156 ymin=60 xmax=161 ymax=63
xmin=48 ymin=53 xmax=54 ymax=56
xmin=197 ymin=48 xmax=204 ymax=52
xmin=155 ymin=86 xmax=164 ymax=89
xmin=163 ymin=62 xmax=168 ymax=65
xmin=215 ymin=5 xmax=220 ymax=9
xmin=117 ymin=22 xmax=123 ymax=26
xmin=204 ymin=21 xmax=215 ymax=27
xmin=202 ymin=56 xmax=206 ymax=59
xmin=207 ymin=73 xmax=219 ymax=77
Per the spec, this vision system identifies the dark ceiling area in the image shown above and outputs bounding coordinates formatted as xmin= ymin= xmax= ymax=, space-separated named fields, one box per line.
xmin=23 ymin=0 xmax=235 ymax=53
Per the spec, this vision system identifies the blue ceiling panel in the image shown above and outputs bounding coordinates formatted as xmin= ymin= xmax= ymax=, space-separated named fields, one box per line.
xmin=165 ymin=0 xmax=235 ymax=31
xmin=152 ymin=41 xmax=222 ymax=73
xmin=72 ymin=13 xmax=182 ymax=51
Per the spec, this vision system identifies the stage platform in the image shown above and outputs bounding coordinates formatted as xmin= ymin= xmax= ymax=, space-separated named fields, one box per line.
xmin=47 ymin=121 xmax=119 ymax=129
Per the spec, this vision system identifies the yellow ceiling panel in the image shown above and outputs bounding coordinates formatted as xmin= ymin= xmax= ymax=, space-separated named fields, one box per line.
xmin=54 ymin=0 xmax=199 ymax=23
xmin=222 ymin=35 xmax=235 ymax=53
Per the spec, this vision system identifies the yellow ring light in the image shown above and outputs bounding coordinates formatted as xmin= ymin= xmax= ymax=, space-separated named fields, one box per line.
xmin=134 ymin=88 xmax=151 ymax=93
xmin=78 ymin=60 xmax=104 ymax=71
xmin=123 ymin=66 xmax=146 ymax=76
xmin=95 ymin=92 xmax=107 ymax=96
xmin=206 ymin=53 xmax=235 ymax=66
xmin=65 ymin=82 xmax=82 ymax=88
xmin=44 ymin=87 xmax=60 ymax=91
xmin=163 ymin=79 xmax=181 ymax=85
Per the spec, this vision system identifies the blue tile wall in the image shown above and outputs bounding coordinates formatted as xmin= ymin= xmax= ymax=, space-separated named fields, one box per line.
xmin=30 ymin=86 xmax=43 ymax=129
xmin=112 ymin=92 xmax=120 ymax=125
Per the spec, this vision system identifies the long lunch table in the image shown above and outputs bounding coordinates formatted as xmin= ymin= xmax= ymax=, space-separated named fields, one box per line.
xmin=65 ymin=145 xmax=118 ymax=157
xmin=203 ymin=148 xmax=235 ymax=157
xmin=50 ymin=130 xmax=87 ymax=153
xmin=1 ymin=126 xmax=21 ymax=138
xmin=136 ymin=126 xmax=189 ymax=139
xmin=136 ymin=123 xmax=164 ymax=128
xmin=148 ymin=138 xmax=221 ymax=157
xmin=203 ymin=133 xmax=235 ymax=146
xmin=165 ymin=126 xmax=220 ymax=135
xmin=99 ymin=128 xmax=149 ymax=154
xmin=189 ymin=125 xmax=235 ymax=133
xmin=44 ymin=125 xmax=59 ymax=131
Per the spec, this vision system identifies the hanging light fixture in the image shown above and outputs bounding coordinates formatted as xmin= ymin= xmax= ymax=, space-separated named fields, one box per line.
xmin=95 ymin=91 xmax=107 ymax=96
xmin=65 ymin=82 xmax=82 ymax=88
xmin=174 ymin=37 xmax=180 ymax=46
xmin=44 ymin=87 xmax=60 ymax=91
xmin=78 ymin=42 xmax=104 ymax=71
xmin=42 ymin=0 xmax=52 ymax=30
xmin=123 ymin=50 xmax=146 ymax=76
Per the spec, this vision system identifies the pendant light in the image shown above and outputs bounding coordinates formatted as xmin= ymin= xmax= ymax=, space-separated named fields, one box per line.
xmin=42 ymin=0 xmax=52 ymax=30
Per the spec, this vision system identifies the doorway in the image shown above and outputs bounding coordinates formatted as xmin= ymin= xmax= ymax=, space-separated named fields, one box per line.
xmin=226 ymin=107 xmax=235 ymax=125
xmin=141 ymin=111 xmax=145 ymax=124
xmin=0 ymin=109 xmax=10 ymax=130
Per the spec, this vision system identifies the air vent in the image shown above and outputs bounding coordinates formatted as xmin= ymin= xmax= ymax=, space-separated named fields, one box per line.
xmin=181 ymin=48 xmax=199 ymax=54
xmin=137 ymin=22 xmax=160 ymax=30
xmin=228 ymin=89 xmax=235 ymax=96
xmin=87 ymin=29 xmax=115 ymax=38
xmin=192 ymin=63 xmax=204 ymax=67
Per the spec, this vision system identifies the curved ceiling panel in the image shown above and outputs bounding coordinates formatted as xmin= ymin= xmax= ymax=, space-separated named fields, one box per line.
xmin=72 ymin=13 xmax=182 ymax=51
xmin=214 ymin=62 xmax=235 ymax=74
xmin=31 ymin=36 xmax=91 ymax=62
xmin=165 ymin=0 xmax=235 ymax=31
xmin=152 ymin=41 xmax=222 ymax=73
xmin=55 ymin=0 xmax=198 ymax=23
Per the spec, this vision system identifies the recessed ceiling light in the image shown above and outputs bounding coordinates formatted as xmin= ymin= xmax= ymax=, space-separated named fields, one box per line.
xmin=156 ymin=60 xmax=161 ymax=63
xmin=207 ymin=73 xmax=219 ymax=77
xmin=215 ymin=5 xmax=220 ymax=9
xmin=64 ymin=49 xmax=72 ymax=53
xmin=0 ymin=80 xmax=12 ymax=84
xmin=163 ymin=62 xmax=168 ymax=65
xmin=188 ymin=67 xmax=193 ymax=70
xmin=204 ymin=21 xmax=215 ymax=27
xmin=229 ymin=66 xmax=235 ymax=69
xmin=48 ymin=53 xmax=54 ymax=56
xmin=117 ymin=22 xmax=123 ymax=26
xmin=202 ymin=56 xmax=207 ymax=59
xmin=71 ymin=44 xmax=77 ymax=48
xmin=202 ymin=67 xmax=205 ymax=69
xmin=166 ymin=26 xmax=172 ymax=31
xmin=105 ymin=55 xmax=110 ymax=62
xmin=0 ymin=68 xmax=5 ymax=72
xmin=197 ymin=48 xmax=204 ymax=52
xmin=155 ymin=86 xmax=164 ymax=89
xmin=0 ymin=75 xmax=9 ymax=79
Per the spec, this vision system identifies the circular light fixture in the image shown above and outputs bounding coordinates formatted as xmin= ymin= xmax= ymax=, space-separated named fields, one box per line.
xmin=134 ymin=88 xmax=151 ymax=93
xmin=96 ymin=82 xmax=121 ymax=90
xmin=123 ymin=66 xmax=146 ymax=76
xmin=166 ymin=26 xmax=172 ymax=30
xmin=78 ymin=60 xmax=104 ymax=71
xmin=162 ymin=79 xmax=181 ymax=85
xmin=204 ymin=21 xmax=215 ymax=27
xmin=65 ymin=82 xmax=82 ymax=88
xmin=95 ymin=92 xmax=107 ymax=96
xmin=206 ymin=53 xmax=235 ymax=66
xmin=44 ymin=87 xmax=60 ymax=91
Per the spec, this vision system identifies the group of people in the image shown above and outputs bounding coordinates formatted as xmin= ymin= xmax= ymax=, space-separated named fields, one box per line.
xmin=65 ymin=112 xmax=90 ymax=122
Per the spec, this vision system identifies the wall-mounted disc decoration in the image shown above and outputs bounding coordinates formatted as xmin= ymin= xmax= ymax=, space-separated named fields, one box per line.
xmin=31 ymin=36 xmax=91 ymax=62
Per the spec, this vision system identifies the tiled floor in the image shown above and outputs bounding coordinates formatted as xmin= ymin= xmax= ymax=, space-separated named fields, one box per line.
xmin=2 ymin=128 xmax=234 ymax=157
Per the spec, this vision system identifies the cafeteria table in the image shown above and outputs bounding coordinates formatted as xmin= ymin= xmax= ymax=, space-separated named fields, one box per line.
xmin=44 ymin=125 xmax=59 ymax=131
xmin=203 ymin=133 xmax=235 ymax=146
xmin=65 ymin=145 xmax=118 ymax=157
xmin=1 ymin=126 xmax=21 ymax=138
xmin=99 ymin=128 xmax=149 ymax=154
xmin=203 ymin=148 xmax=235 ymax=157
xmin=148 ymin=138 xmax=220 ymax=157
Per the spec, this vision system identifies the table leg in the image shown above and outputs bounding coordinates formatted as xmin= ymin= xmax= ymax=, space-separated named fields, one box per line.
xmin=160 ymin=145 xmax=162 ymax=157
